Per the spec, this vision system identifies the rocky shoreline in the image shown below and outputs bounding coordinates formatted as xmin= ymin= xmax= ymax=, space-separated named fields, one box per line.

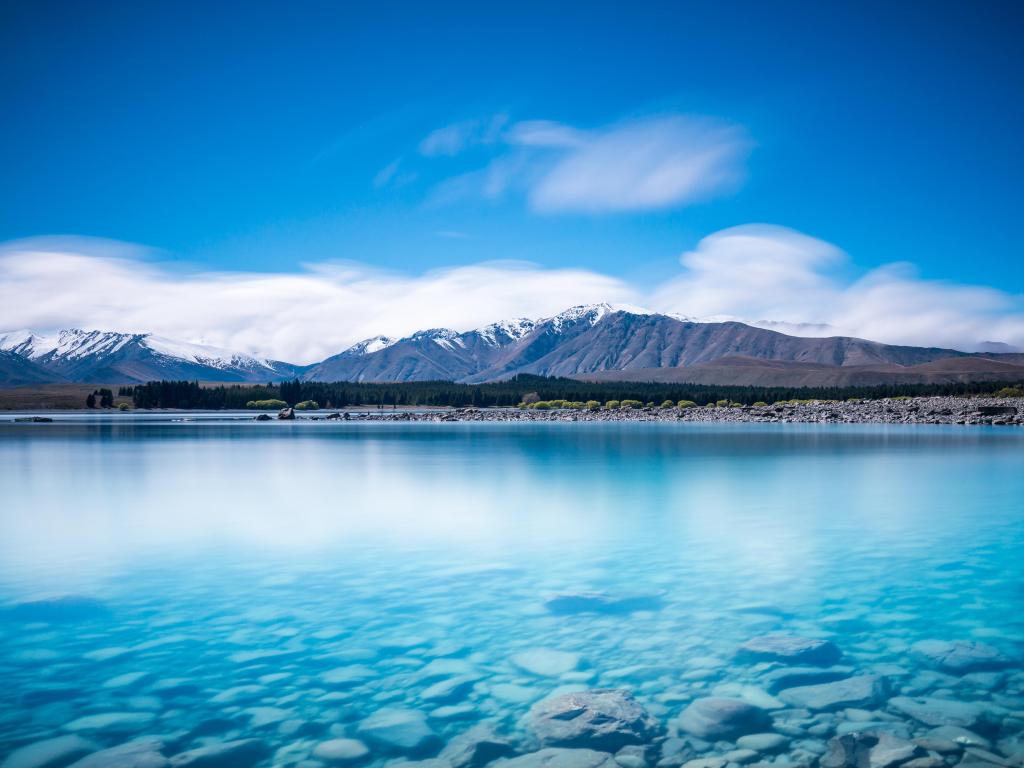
xmin=297 ymin=397 xmax=1024 ymax=427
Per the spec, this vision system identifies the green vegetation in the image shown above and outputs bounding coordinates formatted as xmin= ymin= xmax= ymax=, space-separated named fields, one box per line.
xmin=128 ymin=374 xmax=1024 ymax=411
xmin=660 ymin=400 xmax=675 ymax=408
xmin=716 ymin=399 xmax=730 ymax=407
xmin=996 ymin=386 xmax=1024 ymax=398
xmin=677 ymin=400 xmax=697 ymax=409
xmin=245 ymin=399 xmax=288 ymax=410
xmin=294 ymin=400 xmax=320 ymax=410
xmin=85 ymin=388 xmax=114 ymax=408
xmin=752 ymin=401 xmax=768 ymax=407
xmin=117 ymin=402 xmax=130 ymax=411
xmin=620 ymin=399 xmax=643 ymax=409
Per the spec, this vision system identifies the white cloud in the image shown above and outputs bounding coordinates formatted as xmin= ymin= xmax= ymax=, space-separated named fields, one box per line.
xmin=419 ymin=113 xmax=752 ymax=213
xmin=650 ymin=224 xmax=1024 ymax=351
xmin=0 ymin=238 xmax=637 ymax=364
xmin=2 ymin=228 xmax=1022 ymax=364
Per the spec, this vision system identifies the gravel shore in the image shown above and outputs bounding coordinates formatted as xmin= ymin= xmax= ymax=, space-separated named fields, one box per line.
xmin=316 ymin=396 xmax=1024 ymax=426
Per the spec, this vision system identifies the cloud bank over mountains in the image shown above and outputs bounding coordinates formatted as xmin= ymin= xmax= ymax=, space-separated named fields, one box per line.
xmin=2 ymin=226 xmax=1022 ymax=363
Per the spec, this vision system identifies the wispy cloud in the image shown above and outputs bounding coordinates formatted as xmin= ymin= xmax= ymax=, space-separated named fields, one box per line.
xmin=414 ymin=113 xmax=752 ymax=213
xmin=2 ymin=228 xmax=1022 ymax=363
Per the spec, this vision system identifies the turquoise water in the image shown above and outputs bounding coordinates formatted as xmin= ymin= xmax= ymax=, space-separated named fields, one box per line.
xmin=0 ymin=417 xmax=1022 ymax=767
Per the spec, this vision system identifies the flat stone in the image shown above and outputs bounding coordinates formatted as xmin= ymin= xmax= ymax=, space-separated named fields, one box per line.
xmin=530 ymin=689 xmax=661 ymax=752
xmin=356 ymin=708 xmax=441 ymax=756
xmin=495 ymin=749 xmax=617 ymax=768
xmin=168 ymin=739 xmax=269 ymax=767
xmin=63 ymin=712 xmax=156 ymax=734
xmin=911 ymin=641 xmax=1011 ymax=675
xmin=1 ymin=735 xmax=98 ymax=768
xmin=67 ymin=739 xmax=169 ymax=768
xmin=888 ymin=697 xmax=988 ymax=729
xmin=724 ymin=749 xmax=759 ymax=764
xmin=738 ymin=636 xmax=842 ymax=667
xmin=736 ymin=733 xmax=789 ymax=753
xmin=439 ymin=724 xmax=516 ymax=768
xmin=677 ymin=697 xmax=772 ymax=740
xmin=421 ymin=676 xmax=476 ymax=704
xmin=821 ymin=733 xmax=922 ymax=768
xmin=320 ymin=665 xmax=378 ymax=688
xmin=926 ymin=727 xmax=991 ymax=750
xmin=760 ymin=666 xmax=853 ymax=694
xmin=311 ymin=739 xmax=370 ymax=763
xmin=779 ymin=676 xmax=889 ymax=711
xmin=512 ymin=649 xmax=581 ymax=677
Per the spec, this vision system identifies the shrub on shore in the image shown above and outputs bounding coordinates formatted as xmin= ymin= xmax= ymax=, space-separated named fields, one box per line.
xmin=246 ymin=399 xmax=288 ymax=410
xmin=294 ymin=400 xmax=320 ymax=410
xmin=677 ymin=400 xmax=697 ymax=409
xmin=996 ymin=386 xmax=1024 ymax=397
xmin=620 ymin=399 xmax=644 ymax=409
xmin=605 ymin=400 xmax=621 ymax=409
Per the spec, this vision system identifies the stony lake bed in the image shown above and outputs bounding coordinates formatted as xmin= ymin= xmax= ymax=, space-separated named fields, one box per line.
xmin=0 ymin=418 xmax=1021 ymax=768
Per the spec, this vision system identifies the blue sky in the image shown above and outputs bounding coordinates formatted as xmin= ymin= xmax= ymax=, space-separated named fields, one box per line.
xmin=2 ymin=1 xmax=1023 ymax=359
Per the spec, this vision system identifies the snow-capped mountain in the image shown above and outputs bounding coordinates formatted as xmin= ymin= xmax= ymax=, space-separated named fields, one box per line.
xmin=301 ymin=303 xmax=978 ymax=384
xmin=0 ymin=328 xmax=304 ymax=384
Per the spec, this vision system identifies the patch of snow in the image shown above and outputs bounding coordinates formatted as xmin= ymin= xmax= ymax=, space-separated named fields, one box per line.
xmin=144 ymin=335 xmax=275 ymax=371
xmin=344 ymin=335 xmax=397 ymax=356
xmin=475 ymin=317 xmax=537 ymax=346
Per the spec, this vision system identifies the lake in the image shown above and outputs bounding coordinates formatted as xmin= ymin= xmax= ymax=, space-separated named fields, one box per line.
xmin=0 ymin=416 xmax=1022 ymax=768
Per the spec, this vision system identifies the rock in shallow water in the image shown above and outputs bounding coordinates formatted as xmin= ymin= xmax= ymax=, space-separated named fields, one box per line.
xmin=677 ymin=697 xmax=772 ymax=740
xmin=888 ymin=697 xmax=989 ymax=730
xmin=512 ymin=649 xmax=581 ymax=677
xmin=439 ymin=724 xmax=516 ymax=768
xmin=356 ymin=708 xmax=441 ymax=756
xmin=911 ymin=641 xmax=1011 ymax=675
xmin=67 ymin=738 xmax=169 ymax=768
xmin=737 ymin=636 xmax=842 ymax=667
xmin=311 ymin=739 xmax=370 ymax=764
xmin=494 ymin=748 xmax=617 ymax=768
xmin=1 ymin=735 xmax=97 ymax=768
xmin=529 ymin=689 xmax=661 ymax=752
xmin=168 ymin=739 xmax=270 ymax=768
xmin=820 ymin=732 xmax=923 ymax=768
xmin=779 ymin=675 xmax=889 ymax=711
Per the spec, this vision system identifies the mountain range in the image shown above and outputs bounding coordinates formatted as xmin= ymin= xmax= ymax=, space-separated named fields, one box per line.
xmin=3 ymin=305 xmax=1023 ymax=388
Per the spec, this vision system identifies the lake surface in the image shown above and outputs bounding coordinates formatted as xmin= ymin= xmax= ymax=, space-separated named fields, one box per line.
xmin=0 ymin=416 xmax=1022 ymax=767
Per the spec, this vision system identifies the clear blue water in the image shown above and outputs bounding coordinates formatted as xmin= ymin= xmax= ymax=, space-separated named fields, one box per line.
xmin=0 ymin=416 xmax=1022 ymax=767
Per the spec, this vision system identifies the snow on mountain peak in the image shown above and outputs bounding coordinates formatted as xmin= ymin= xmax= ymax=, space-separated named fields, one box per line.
xmin=546 ymin=303 xmax=614 ymax=331
xmin=345 ymin=335 xmax=398 ymax=356
xmin=143 ymin=335 xmax=276 ymax=371
xmin=475 ymin=317 xmax=537 ymax=346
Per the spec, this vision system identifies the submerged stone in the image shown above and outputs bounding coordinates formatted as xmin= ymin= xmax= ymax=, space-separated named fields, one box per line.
xmin=760 ymin=666 xmax=853 ymax=693
xmin=167 ymin=738 xmax=269 ymax=767
xmin=311 ymin=739 xmax=370 ymax=763
xmin=779 ymin=675 xmax=889 ymax=711
xmin=820 ymin=732 xmax=923 ymax=768
xmin=736 ymin=733 xmax=789 ymax=753
xmin=439 ymin=724 xmax=516 ymax=768
xmin=512 ymin=649 xmax=581 ymax=677
xmin=0 ymin=735 xmax=97 ymax=768
xmin=888 ymin=697 xmax=988 ymax=730
xmin=529 ymin=689 xmax=661 ymax=752
xmin=737 ymin=636 xmax=842 ymax=666
xmin=356 ymin=708 xmax=441 ymax=756
xmin=911 ymin=641 xmax=1012 ymax=675
xmin=495 ymin=748 xmax=617 ymax=768
xmin=63 ymin=711 xmax=156 ymax=734
xmin=677 ymin=697 xmax=771 ymax=740
xmin=66 ymin=738 xmax=169 ymax=768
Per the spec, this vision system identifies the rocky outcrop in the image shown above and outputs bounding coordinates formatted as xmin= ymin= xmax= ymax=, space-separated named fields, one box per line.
xmin=677 ymin=697 xmax=772 ymax=740
xmin=529 ymin=690 xmax=661 ymax=751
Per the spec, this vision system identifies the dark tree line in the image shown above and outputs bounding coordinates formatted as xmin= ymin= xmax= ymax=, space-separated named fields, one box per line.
xmin=129 ymin=374 xmax=1024 ymax=410
xmin=85 ymin=388 xmax=114 ymax=408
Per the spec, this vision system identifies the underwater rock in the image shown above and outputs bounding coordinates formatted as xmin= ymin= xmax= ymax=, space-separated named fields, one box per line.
xmin=888 ymin=698 xmax=989 ymax=730
xmin=439 ymin=724 xmax=516 ymax=768
xmin=0 ymin=735 xmax=97 ymax=768
xmin=66 ymin=738 xmax=169 ymax=768
xmin=512 ymin=649 xmax=581 ymax=677
xmin=320 ymin=665 xmax=378 ymax=688
xmin=779 ymin=675 xmax=889 ymax=711
xmin=63 ymin=711 xmax=156 ymax=734
xmin=168 ymin=738 xmax=270 ymax=767
xmin=421 ymin=675 xmax=477 ymax=704
xmin=356 ymin=708 xmax=441 ymax=756
xmin=311 ymin=739 xmax=370 ymax=763
xmin=494 ymin=748 xmax=617 ymax=768
xmin=736 ymin=733 xmax=790 ymax=753
xmin=737 ymin=636 xmax=842 ymax=666
xmin=543 ymin=592 xmax=664 ymax=615
xmin=760 ymin=666 xmax=853 ymax=693
xmin=677 ymin=697 xmax=772 ymax=740
xmin=911 ymin=641 xmax=1012 ymax=675
xmin=529 ymin=689 xmax=661 ymax=751
xmin=820 ymin=732 xmax=923 ymax=768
